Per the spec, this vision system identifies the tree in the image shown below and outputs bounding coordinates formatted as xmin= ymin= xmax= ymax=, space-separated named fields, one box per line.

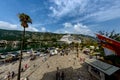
xmin=98 ymin=30 xmax=120 ymax=41
xmin=98 ymin=30 xmax=120 ymax=65
xmin=17 ymin=13 xmax=32 ymax=80
xmin=98 ymin=30 xmax=120 ymax=56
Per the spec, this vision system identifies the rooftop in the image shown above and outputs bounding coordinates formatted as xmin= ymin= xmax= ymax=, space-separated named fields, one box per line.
xmin=85 ymin=59 xmax=120 ymax=75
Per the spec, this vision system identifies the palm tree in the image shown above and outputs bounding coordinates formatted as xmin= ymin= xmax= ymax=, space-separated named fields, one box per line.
xmin=17 ymin=13 xmax=32 ymax=80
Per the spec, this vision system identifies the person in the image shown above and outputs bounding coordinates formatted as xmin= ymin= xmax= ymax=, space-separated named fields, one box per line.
xmin=21 ymin=67 xmax=24 ymax=72
xmin=56 ymin=71 xmax=60 ymax=80
xmin=47 ymin=63 xmax=49 ymax=68
xmin=56 ymin=67 xmax=60 ymax=80
xmin=11 ymin=71 xmax=15 ymax=78
xmin=25 ymin=64 xmax=28 ymax=69
xmin=61 ymin=71 xmax=65 ymax=80
xmin=57 ymin=67 xmax=59 ymax=71
xmin=7 ymin=71 xmax=11 ymax=80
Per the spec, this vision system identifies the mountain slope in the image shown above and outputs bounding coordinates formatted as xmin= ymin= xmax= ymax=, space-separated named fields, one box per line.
xmin=0 ymin=29 xmax=96 ymax=42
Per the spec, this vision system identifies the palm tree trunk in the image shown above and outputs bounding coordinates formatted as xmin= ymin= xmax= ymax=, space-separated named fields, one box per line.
xmin=77 ymin=43 xmax=79 ymax=57
xmin=17 ymin=27 xmax=25 ymax=80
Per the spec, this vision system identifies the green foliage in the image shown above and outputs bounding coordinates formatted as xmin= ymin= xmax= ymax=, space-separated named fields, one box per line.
xmin=18 ymin=13 xmax=32 ymax=28
xmin=0 ymin=29 xmax=63 ymax=41
xmin=98 ymin=30 xmax=120 ymax=41
xmin=0 ymin=29 xmax=22 ymax=41
xmin=98 ymin=30 xmax=120 ymax=57
xmin=0 ymin=29 xmax=98 ymax=52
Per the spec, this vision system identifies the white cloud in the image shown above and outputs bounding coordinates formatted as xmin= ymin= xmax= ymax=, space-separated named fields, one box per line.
xmin=63 ymin=22 xmax=72 ymax=28
xmin=41 ymin=27 xmax=46 ymax=32
xmin=49 ymin=0 xmax=86 ymax=17
xmin=75 ymin=6 xmax=120 ymax=22
xmin=49 ymin=6 xmax=58 ymax=16
xmin=55 ymin=22 xmax=93 ymax=35
xmin=73 ymin=23 xmax=92 ymax=35
xmin=0 ymin=21 xmax=19 ymax=30
xmin=94 ymin=7 xmax=120 ymax=22
xmin=0 ymin=21 xmax=39 ymax=32
xmin=49 ymin=0 xmax=120 ymax=22
xmin=26 ymin=26 xmax=39 ymax=32
xmin=30 ymin=7 xmax=41 ymax=13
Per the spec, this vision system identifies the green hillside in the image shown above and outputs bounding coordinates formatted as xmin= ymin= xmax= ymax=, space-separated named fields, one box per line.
xmin=0 ymin=29 xmax=97 ymax=44
xmin=0 ymin=29 xmax=63 ymax=41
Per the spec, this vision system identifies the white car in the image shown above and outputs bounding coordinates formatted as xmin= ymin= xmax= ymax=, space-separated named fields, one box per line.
xmin=50 ymin=49 xmax=58 ymax=56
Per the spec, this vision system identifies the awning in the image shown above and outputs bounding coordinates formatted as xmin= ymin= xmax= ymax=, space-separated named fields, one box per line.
xmin=96 ymin=34 xmax=120 ymax=56
xmin=85 ymin=59 xmax=120 ymax=75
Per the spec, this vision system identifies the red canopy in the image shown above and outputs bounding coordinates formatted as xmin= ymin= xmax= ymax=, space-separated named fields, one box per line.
xmin=96 ymin=34 xmax=120 ymax=56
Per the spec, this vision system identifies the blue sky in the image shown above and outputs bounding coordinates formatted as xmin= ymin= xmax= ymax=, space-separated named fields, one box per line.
xmin=0 ymin=0 xmax=120 ymax=36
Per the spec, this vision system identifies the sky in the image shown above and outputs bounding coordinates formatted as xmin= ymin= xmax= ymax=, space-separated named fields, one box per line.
xmin=0 ymin=0 xmax=120 ymax=36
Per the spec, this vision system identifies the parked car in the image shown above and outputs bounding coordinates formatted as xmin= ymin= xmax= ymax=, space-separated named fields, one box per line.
xmin=34 ymin=51 xmax=40 ymax=56
xmin=0 ymin=55 xmax=6 ymax=59
xmin=50 ymin=49 xmax=58 ymax=56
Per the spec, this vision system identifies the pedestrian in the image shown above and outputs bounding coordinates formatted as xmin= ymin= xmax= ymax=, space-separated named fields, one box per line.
xmin=11 ymin=71 xmax=15 ymax=78
xmin=25 ymin=64 xmax=28 ymax=69
xmin=57 ymin=67 xmax=59 ymax=71
xmin=61 ymin=71 xmax=65 ymax=80
xmin=21 ymin=67 xmax=24 ymax=72
xmin=56 ymin=67 xmax=60 ymax=80
xmin=47 ymin=63 xmax=49 ymax=68
xmin=56 ymin=71 xmax=60 ymax=80
xmin=7 ymin=71 xmax=10 ymax=80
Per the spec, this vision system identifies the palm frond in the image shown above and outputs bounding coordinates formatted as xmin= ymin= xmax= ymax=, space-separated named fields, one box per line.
xmin=18 ymin=13 xmax=32 ymax=28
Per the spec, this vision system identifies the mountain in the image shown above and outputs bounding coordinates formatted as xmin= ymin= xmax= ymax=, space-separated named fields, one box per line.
xmin=0 ymin=29 xmax=96 ymax=42
xmin=0 ymin=29 xmax=63 ymax=41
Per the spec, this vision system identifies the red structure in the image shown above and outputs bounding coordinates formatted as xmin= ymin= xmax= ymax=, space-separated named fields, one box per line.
xmin=96 ymin=34 xmax=120 ymax=56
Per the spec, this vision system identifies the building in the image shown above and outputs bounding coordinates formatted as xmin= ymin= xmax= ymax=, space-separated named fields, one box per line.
xmin=59 ymin=34 xmax=81 ymax=44
xmin=0 ymin=40 xmax=7 ymax=46
xmin=85 ymin=59 xmax=120 ymax=80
